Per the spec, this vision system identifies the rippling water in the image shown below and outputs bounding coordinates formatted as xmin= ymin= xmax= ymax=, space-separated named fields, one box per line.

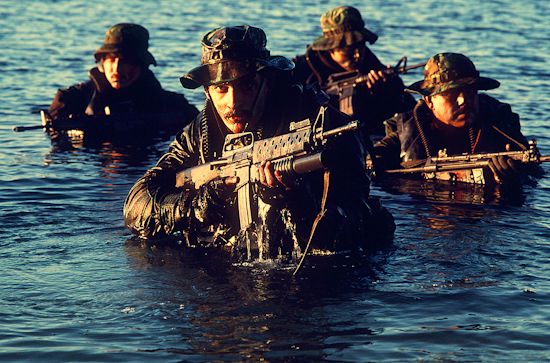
xmin=2 ymin=0 xmax=550 ymax=361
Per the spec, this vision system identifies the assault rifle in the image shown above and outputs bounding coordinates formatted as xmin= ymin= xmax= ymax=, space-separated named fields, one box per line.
xmin=323 ymin=56 xmax=427 ymax=99
xmin=13 ymin=110 xmax=81 ymax=133
xmin=13 ymin=108 xmax=187 ymax=136
xmin=323 ymin=56 xmax=426 ymax=119
xmin=377 ymin=140 xmax=549 ymax=182
xmin=175 ymin=112 xmax=360 ymax=260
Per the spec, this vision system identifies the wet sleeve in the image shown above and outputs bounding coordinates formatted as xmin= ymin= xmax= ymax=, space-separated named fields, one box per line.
xmin=48 ymin=82 xmax=93 ymax=119
xmin=371 ymin=132 xmax=403 ymax=170
xmin=123 ymin=163 xmax=195 ymax=238
xmin=123 ymin=127 xmax=200 ymax=239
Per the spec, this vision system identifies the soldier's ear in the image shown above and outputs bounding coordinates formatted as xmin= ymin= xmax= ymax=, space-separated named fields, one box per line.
xmin=97 ymin=58 xmax=105 ymax=73
xmin=423 ymin=95 xmax=435 ymax=111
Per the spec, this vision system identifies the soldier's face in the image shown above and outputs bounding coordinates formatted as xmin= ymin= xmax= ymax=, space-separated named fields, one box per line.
xmin=424 ymin=86 xmax=479 ymax=128
xmin=330 ymin=42 xmax=366 ymax=71
xmin=207 ymin=72 xmax=270 ymax=134
xmin=102 ymin=53 xmax=143 ymax=89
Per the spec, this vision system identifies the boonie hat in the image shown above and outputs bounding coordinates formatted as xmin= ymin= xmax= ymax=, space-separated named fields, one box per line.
xmin=311 ymin=6 xmax=378 ymax=51
xmin=94 ymin=23 xmax=157 ymax=66
xmin=180 ymin=25 xmax=294 ymax=89
xmin=407 ymin=53 xmax=500 ymax=97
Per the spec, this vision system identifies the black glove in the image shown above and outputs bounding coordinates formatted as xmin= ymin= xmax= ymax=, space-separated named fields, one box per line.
xmin=488 ymin=155 xmax=523 ymax=183
xmin=192 ymin=178 xmax=234 ymax=225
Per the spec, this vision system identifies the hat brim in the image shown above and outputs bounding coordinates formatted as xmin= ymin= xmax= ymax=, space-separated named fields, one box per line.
xmin=94 ymin=45 xmax=157 ymax=66
xmin=406 ymin=76 xmax=500 ymax=97
xmin=180 ymin=56 xmax=295 ymax=89
xmin=311 ymin=28 xmax=378 ymax=51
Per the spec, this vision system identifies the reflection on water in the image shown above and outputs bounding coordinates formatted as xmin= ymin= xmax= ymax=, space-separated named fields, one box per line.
xmin=43 ymin=136 xmax=173 ymax=181
xmin=373 ymin=176 xmax=530 ymax=206
xmin=123 ymin=235 xmax=387 ymax=360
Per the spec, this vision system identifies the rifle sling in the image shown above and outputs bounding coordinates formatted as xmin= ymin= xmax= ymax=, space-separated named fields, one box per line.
xmin=293 ymin=169 xmax=330 ymax=275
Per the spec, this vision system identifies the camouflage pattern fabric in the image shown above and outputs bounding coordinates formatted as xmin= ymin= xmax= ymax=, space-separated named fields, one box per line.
xmin=406 ymin=53 xmax=500 ymax=97
xmin=311 ymin=6 xmax=378 ymax=51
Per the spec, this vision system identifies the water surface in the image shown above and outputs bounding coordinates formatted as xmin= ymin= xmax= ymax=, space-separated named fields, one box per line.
xmin=2 ymin=0 xmax=550 ymax=361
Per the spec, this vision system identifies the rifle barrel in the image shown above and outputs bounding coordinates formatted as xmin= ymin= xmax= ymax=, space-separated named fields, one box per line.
xmin=13 ymin=125 xmax=45 ymax=132
xmin=383 ymin=61 xmax=427 ymax=75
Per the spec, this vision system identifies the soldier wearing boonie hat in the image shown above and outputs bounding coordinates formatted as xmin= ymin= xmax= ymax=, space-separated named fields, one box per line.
xmin=291 ymin=6 xmax=415 ymax=136
xmin=406 ymin=52 xmax=500 ymax=97
xmin=124 ymin=24 xmax=396 ymax=259
xmin=180 ymin=25 xmax=295 ymax=135
xmin=372 ymin=52 xmax=532 ymax=186
xmin=310 ymin=6 xmax=378 ymax=52
xmin=180 ymin=25 xmax=294 ymax=89
xmin=94 ymin=23 xmax=157 ymax=71
xmin=48 ymin=23 xmax=198 ymax=131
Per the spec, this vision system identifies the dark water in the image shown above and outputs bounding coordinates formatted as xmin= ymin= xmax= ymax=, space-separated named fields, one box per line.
xmin=2 ymin=0 xmax=550 ymax=361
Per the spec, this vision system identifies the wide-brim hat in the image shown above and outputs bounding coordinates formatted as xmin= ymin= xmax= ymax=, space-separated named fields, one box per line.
xmin=94 ymin=23 xmax=157 ymax=67
xmin=180 ymin=25 xmax=294 ymax=89
xmin=407 ymin=53 xmax=500 ymax=97
xmin=311 ymin=6 xmax=378 ymax=51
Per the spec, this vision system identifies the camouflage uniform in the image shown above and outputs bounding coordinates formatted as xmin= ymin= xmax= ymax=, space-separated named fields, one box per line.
xmin=124 ymin=26 xmax=395 ymax=261
xmin=292 ymin=6 xmax=415 ymax=135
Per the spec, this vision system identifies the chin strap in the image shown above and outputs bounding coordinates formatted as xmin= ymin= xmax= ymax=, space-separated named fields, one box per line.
xmin=293 ymin=169 xmax=330 ymax=276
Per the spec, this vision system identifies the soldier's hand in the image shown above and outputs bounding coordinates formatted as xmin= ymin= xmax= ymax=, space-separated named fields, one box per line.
xmin=257 ymin=160 xmax=298 ymax=190
xmin=488 ymin=155 xmax=522 ymax=184
xmin=192 ymin=176 xmax=238 ymax=224
xmin=365 ymin=68 xmax=389 ymax=89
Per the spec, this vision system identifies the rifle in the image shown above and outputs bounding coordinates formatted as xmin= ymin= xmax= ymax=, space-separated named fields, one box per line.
xmin=13 ymin=110 xmax=76 ymax=133
xmin=175 ymin=112 xmax=360 ymax=260
xmin=378 ymin=140 xmax=549 ymax=182
xmin=13 ymin=108 xmax=187 ymax=136
xmin=323 ymin=56 xmax=427 ymax=98
xmin=323 ymin=56 xmax=426 ymax=118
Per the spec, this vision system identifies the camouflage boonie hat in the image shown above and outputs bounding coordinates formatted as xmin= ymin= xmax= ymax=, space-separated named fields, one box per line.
xmin=407 ymin=53 xmax=500 ymax=97
xmin=94 ymin=23 xmax=157 ymax=66
xmin=311 ymin=6 xmax=378 ymax=51
xmin=180 ymin=25 xmax=295 ymax=89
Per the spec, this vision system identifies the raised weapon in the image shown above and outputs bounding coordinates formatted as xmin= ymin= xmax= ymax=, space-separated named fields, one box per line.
xmin=323 ymin=56 xmax=427 ymax=99
xmin=323 ymin=57 xmax=426 ymax=119
xmin=175 ymin=112 xmax=360 ymax=260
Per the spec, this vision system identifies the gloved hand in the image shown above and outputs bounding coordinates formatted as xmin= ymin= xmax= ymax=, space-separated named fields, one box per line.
xmin=192 ymin=177 xmax=237 ymax=224
xmin=488 ymin=155 xmax=522 ymax=184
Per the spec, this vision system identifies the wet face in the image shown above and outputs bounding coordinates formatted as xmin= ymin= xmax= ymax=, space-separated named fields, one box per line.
xmin=102 ymin=53 xmax=144 ymax=89
xmin=329 ymin=42 xmax=366 ymax=71
xmin=424 ymin=86 xmax=480 ymax=128
xmin=206 ymin=72 xmax=272 ymax=134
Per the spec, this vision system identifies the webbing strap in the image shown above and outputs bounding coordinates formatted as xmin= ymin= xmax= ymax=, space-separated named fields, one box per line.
xmin=293 ymin=169 xmax=330 ymax=275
